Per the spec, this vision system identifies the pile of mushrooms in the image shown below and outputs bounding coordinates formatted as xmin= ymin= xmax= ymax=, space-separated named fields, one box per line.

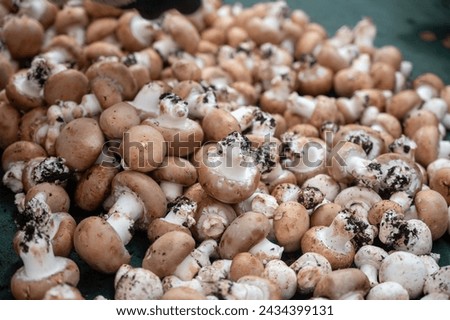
xmin=1 ymin=0 xmax=450 ymax=300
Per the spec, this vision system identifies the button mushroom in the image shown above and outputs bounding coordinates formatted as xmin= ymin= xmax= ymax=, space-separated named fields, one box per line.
xmin=198 ymin=131 xmax=261 ymax=204
xmin=74 ymin=171 xmax=166 ymax=273
xmin=290 ymin=252 xmax=332 ymax=295
xmin=114 ymin=264 xmax=163 ymax=300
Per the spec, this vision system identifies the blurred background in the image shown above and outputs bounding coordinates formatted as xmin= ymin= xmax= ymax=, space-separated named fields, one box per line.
xmin=1 ymin=0 xmax=449 ymax=299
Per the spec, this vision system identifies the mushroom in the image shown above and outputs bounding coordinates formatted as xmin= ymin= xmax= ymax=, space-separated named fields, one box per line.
xmin=385 ymin=89 xmax=421 ymax=120
xmin=162 ymin=12 xmax=200 ymax=54
xmin=142 ymin=231 xmax=196 ymax=278
xmin=192 ymin=196 xmax=237 ymax=241
xmin=354 ymin=245 xmax=389 ymax=287
xmin=16 ymin=190 xmax=75 ymax=258
xmin=272 ymin=201 xmax=310 ymax=252
xmin=379 ymin=251 xmax=428 ymax=299
xmin=11 ymin=195 xmax=80 ymax=300
xmin=429 ymin=167 xmax=450 ymax=206
xmin=313 ymin=268 xmax=370 ymax=300
xmin=333 ymin=54 xmax=373 ymax=97
xmin=114 ymin=264 xmax=163 ymax=300
xmin=300 ymin=211 xmax=360 ymax=269
xmin=143 ymin=92 xmax=204 ymax=157
xmin=74 ymin=171 xmax=166 ymax=273
xmin=378 ymin=209 xmax=432 ymax=255
xmin=423 ymin=266 xmax=450 ymax=297
xmin=366 ymin=282 xmax=409 ymax=300
xmin=0 ymin=101 xmax=20 ymax=149
xmin=270 ymin=183 xmax=301 ymax=204
xmin=310 ymin=203 xmax=343 ymax=227
xmin=290 ymin=252 xmax=332 ymax=295
xmin=302 ymin=174 xmax=341 ymax=202
xmin=287 ymin=94 xmax=339 ymax=129
xmin=2 ymin=15 xmax=44 ymax=60
xmin=229 ymin=252 xmax=265 ymax=282
xmin=412 ymin=125 xmax=450 ymax=167
xmin=55 ymin=118 xmax=104 ymax=172
xmin=116 ymin=11 xmax=158 ymax=52
xmin=151 ymin=156 xmax=198 ymax=202
xmin=196 ymin=259 xmax=232 ymax=283
xmin=85 ymin=59 xmax=138 ymax=110
xmin=43 ymin=69 xmax=89 ymax=106
xmin=147 ymin=196 xmax=197 ymax=242
xmin=197 ymin=131 xmax=261 ymax=204
xmin=2 ymin=141 xmax=47 ymax=193
xmin=54 ymin=5 xmax=89 ymax=45
xmin=262 ymin=260 xmax=297 ymax=300
xmin=120 ymin=124 xmax=166 ymax=173
xmin=408 ymin=189 xmax=449 ymax=240
xmin=218 ymin=211 xmax=283 ymax=263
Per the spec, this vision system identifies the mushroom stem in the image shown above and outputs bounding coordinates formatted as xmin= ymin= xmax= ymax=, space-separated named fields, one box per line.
xmin=197 ymin=210 xmax=229 ymax=240
xmin=320 ymin=212 xmax=356 ymax=251
xmin=2 ymin=162 xmax=27 ymax=193
xmin=20 ymin=236 xmax=62 ymax=280
xmin=438 ymin=140 xmax=450 ymax=159
xmin=359 ymin=264 xmax=379 ymax=287
xmin=230 ymin=106 xmax=257 ymax=131
xmin=162 ymin=197 xmax=196 ymax=228
xmin=248 ymin=238 xmax=284 ymax=263
xmin=287 ymin=93 xmax=315 ymax=119
xmin=173 ymin=240 xmax=219 ymax=281
xmin=106 ymin=191 xmax=144 ymax=245
xmin=389 ymin=191 xmax=413 ymax=211
xmin=130 ymin=15 xmax=156 ymax=45
xmin=346 ymin=156 xmax=378 ymax=186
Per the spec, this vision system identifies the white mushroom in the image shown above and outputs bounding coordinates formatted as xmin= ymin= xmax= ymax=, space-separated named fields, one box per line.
xmin=262 ymin=260 xmax=297 ymax=299
xmin=114 ymin=264 xmax=163 ymax=300
xmin=366 ymin=282 xmax=409 ymax=300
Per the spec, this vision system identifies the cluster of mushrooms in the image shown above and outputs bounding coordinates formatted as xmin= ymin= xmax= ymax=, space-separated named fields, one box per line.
xmin=1 ymin=0 xmax=450 ymax=300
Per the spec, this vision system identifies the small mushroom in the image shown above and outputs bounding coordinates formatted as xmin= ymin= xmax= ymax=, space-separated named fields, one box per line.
xmin=217 ymin=275 xmax=281 ymax=300
xmin=366 ymin=282 xmax=409 ymax=300
xmin=0 ymin=101 xmax=20 ymax=149
xmin=379 ymin=251 xmax=428 ymax=299
xmin=99 ymin=101 xmax=141 ymax=140
xmin=262 ymin=260 xmax=297 ymax=300
xmin=55 ymin=118 xmax=104 ymax=172
xmin=142 ymin=231 xmax=196 ymax=278
xmin=229 ymin=252 xmax=265 ymax=282
xmin=272 ymin=201 xmax=310 ymax=252
xmin=301 ymin=211 xmax=359 ymax=269
xmin=313 ymin=268 xmax=370 ymax=300
xmin=290 ymin=252 xmax=332 ymax=295
xmin=197 ymin=131 xmax=261 ymax=204
xmin=11 ymin=195 xmax=80 ymax=300
xmin=423 ymin=266 xmax=450 ymax=296
xmin=114 ymin=264 xmax=163 ymax=300
xmin=218 ymin=211 xmax=283 ymax=263
xmin=43 ymin=284 xmax=84 ymax=300
xmin=354 ymin=245 xmax=389 ymax=287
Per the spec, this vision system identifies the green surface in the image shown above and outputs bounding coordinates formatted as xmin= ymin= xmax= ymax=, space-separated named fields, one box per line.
xmin=1 ymin=0 xmax=450 ymax=300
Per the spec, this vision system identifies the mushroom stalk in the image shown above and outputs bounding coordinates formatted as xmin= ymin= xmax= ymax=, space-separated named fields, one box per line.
xmin=20 ymin=237 xmax=62 ymax=280
xmin=230 ymin=106 xmax=257 ymax=131
xmin=159 ymin=181 xmax=183 ymax=202
xmin=3 ymin=162 xmax=27 ymax=193
xmin=248 ymin=238 xmax=284 ymax=263
xmin=287 ymin=93 xmax=315 ymax=119
xmin=106 ymin=191 xmax=144 ymax=245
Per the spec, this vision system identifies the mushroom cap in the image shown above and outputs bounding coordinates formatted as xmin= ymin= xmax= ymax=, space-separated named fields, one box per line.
xmin=0 ymin=101 xmax=20 ymax=149
xmin=147 ymin=219 xmax=192 ymax=243
xmin=197 ymin=157 xmax=261 ymax=204
xmin=354 ymin=245 xmax=388 ymax=269
xmin=85 ymin=60 xmax=138 ymax=103
xmin=367 ymin=199 xmax=403 ymax=225
xmin=412 ymin=125 xmax=439 ymax=167
xmin=142 ymin=231 xmax=196 ymax=278
xmin=146 ymin=119 xmax=204 ymax=157
xmin=366 ymin=282 xmax=409 ymax=300
xmin=151 ymin=156 xmax=198 ymax=186
xmin=25 ymin=183 xmax=70 ymax=213
xmin=163 ymin=13 xmax=201 ymax=54
xmin=114 ymin=265 xmax=163 ymax=300
xmin=403 ymin=109 xmax=439 ymax=138
xmin=386 ymin=90 xmax=422 ymax=120
xmin=218 ymin=211 xmax=271 ymax=259
xmin=370 ymin=62 xmax=396 ymax=91
xmin=229 ymin=252 xmax=265 ymax=282
xmin=327 ymin=141 xmax=367 ymax=184
xmin=1 ymin=141 xmax=47 ymax=171
xmin=11 ymin=257 xmax=79 ymax=300
xmin=116 ymin=11 xmax=153 ymax=52
xmin=310 ymin=203 xmax=342 ymax=227
xmin=3 ymin=15 xmax=44 ymax=60
xmin=43 ymin=284 xmax=84 ymax=300
xmin=74 ymin=216 xmax=131 ymax=274
xmin=414 ymin=189 xmax=449 ymax=240
xmin=120 ymin=124 xmax=166 ymax=172
xmin=301 ymin=224 xmax=355 ymax=270
xmin=86 ymin=18 xmax=119 ymax=44
xmin=99 ymin=101 xmax=141 ymax=139
xmin=201 ymin=108 xmax=241 ymax=142
xmin=291 ymin=252 xmax=332 ymax=295
xmin=112 ymin=170 xmax=167 ymax=223
xmin=54 ymin=6 xmax=89 ymax=33
xmin=262 ymin=260 xmax=297 ymax=300
xmin=43 ymin=69 xmax=89 ymax=105
xmin=55 ymin=118 xmax=105 ymax=172
xmin=161 ymin=287 xmax=207 ymax=300
xmin=273 ymin=201 xmax=310 ymax=252
xmin=373 ymin=45 xmax=403 ymax=70
xmin=236 ymin=275 xmax=282 ymax=300
xmin=379 ymin=251 xmax=428 ymax=299
xmin=42 ymin=35 xmax=83 ymax=67
xmin=429 ymin=167 xmax=450 ymax=206
xmin=74 ymin=164 xmax=118 ymax=211
xmin=333 ymin=69 xmax=373 ymax=97
xmin=423 ymin=266 xmax=450 ymax=296
xmin=333 ymin=124 xmax=385 ymax=159
xmin=297 ymin=65 xmax=334 ymax=97
xmin=83 ymin=41 xmax=125 ymax=66
xmin=313 ymin=268 xmax=370 ymax=299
